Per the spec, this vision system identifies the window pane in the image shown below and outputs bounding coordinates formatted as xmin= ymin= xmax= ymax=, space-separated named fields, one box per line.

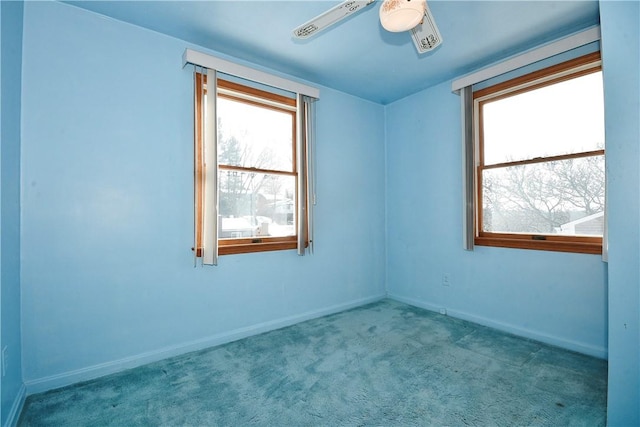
xmin=483 ymin=72 xmax=604 ymax=165
xmin=218 ymin=172 xmax=296 ymax=239
xmin=482 ymin=155 xmax=604 ymax=236
xmin=217 ymin=97 xmax=293 ymax=172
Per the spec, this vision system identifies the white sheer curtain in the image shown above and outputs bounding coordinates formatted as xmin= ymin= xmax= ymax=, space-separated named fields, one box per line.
xmin=202 ymin=68 xmax=219 ymax=266
xmin=460 ymin=86 xmax=474 ymax=251
xmin=297 ymin=95 xmax=318 ymax=255
xmin=602 ymin=183 xmax=608 ymax=262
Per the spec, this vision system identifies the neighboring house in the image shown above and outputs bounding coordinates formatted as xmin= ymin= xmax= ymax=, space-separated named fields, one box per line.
xmin=257 ymin=196 xmax=294 ymax=225
xmin=557 ymin=211 xmax=605 ymax=236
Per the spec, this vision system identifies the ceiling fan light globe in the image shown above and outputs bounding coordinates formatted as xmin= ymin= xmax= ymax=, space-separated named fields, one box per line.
xmin=379 ymin=0 xmax=426 ymax=32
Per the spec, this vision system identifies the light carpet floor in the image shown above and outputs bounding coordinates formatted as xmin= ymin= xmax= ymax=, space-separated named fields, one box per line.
xmin=19 ymin=299 xmax=607 ymax=426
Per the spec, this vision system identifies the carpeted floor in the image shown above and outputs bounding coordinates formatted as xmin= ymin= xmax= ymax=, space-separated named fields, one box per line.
xmin=19 ymin=299 xmax=607 ymax=426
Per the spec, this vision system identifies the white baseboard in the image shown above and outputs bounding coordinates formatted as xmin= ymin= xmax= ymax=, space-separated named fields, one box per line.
xmin=388 ymin=293 xmax=607 ymax=359
xmin=24 ymin=294 xmax=386 ymax=395
xmin=3 ymin=383 xmax=26 ymax=427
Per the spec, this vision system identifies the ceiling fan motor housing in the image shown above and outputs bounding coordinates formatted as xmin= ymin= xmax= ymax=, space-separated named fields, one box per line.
xmin=380 ymin=0 xmax=426 ymax=32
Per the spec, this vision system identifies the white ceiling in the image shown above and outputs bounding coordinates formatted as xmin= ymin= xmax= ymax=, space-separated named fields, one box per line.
xmin=63 ymin=0 xmax=601 ymax=104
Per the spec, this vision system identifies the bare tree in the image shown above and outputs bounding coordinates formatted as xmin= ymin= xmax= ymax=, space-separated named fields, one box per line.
xmin=483 ymin=155 xmax=605 ymax=234
xmin=217 ymin=118 xmax=277 ymax=218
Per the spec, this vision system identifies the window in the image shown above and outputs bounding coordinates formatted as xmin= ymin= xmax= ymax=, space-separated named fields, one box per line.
xmin=473 ymin=52 xmax=605 ymax=254
xmin=194 ymin=73 xmax=310 ymax=257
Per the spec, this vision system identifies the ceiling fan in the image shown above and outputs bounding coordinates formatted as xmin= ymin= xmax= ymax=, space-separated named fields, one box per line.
xmin=293 ymin=0 xmax=443 ymax=54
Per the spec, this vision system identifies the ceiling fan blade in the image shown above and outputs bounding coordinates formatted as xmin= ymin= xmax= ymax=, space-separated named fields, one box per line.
xmin=410 ymin=2 xmax=443 ymax=54
xmin=293 ymin=0 xmax=375 ymax=39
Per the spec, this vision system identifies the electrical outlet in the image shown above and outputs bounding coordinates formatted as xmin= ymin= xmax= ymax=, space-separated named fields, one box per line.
xmin=2 ymin=346 xmax=7 ymax=377
xmin=442 ymin=273 xmax=450 ymax=287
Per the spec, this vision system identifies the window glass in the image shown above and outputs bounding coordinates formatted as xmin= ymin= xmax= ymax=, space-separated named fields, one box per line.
xmin=217 ymin=97 xmax=294 ymax=172
xmin=482 ymin=155 xmax=605 ymax=236
xmin=218 ymin=172 xmax=296 ymax=239
xmin=194 ymin=75 xmax=305 ymax=256
xmin=482 ymin=72 xmax=604 ymax=165
xmin=473 ymin=52 xmax=605 ymax=254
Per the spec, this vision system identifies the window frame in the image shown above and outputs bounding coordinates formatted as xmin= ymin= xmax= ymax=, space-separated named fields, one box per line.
xmin=473 ymin=51 xmax=604 ymax=254
xmin=194 ymin=74 xmax=307 ymax=256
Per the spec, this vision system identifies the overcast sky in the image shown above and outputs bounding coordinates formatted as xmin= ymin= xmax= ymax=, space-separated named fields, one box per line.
xmin=482 ymin=71 xmax=605 ymax=166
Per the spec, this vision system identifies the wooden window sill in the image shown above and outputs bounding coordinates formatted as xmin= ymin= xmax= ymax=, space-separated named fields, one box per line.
xmin=218 ymin=241 xmax=298 ymax=255
xmin=475 ymin=235 xmax=602 ymax=255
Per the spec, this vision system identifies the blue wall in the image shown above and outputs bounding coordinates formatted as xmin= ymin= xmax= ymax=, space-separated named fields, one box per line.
xmin=384 ymin=82 xmax=608 ymax=358
xmin=1 ymin=0 xmax=26 ymax=425
xmin=19 ymin=1 xmax=386 ymax=391
xmin=600 ymin=1 xmax=640 ymax=425
xmin=12 ymin=1 xmax=640 ymax=422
